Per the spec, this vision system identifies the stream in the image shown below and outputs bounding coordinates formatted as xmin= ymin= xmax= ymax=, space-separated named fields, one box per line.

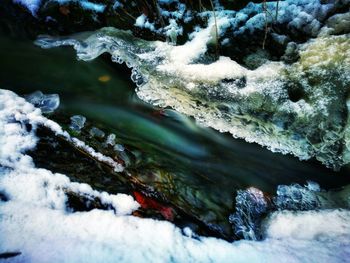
xmin=1 ymin=33 xmax=350 ymax=238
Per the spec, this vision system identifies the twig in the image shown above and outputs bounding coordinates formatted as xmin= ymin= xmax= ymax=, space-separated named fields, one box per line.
xmin=262 ymin=0 xmax=268 ymax=49
xmin=208 ymin=0 xmax=219 ymax=58
xmin=275 ymin=0 xmax=280 ymax=21
xmin=152 ymin=0 xmax=166 ymax=28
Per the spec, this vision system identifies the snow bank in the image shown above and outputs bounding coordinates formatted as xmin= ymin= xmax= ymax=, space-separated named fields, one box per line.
xmin=0 ymin=89 xmax=134 ymax=211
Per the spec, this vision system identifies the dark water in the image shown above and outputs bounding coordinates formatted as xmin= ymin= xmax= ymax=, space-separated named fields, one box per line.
xmin=1 ymin=34 xmax=350 ymax=235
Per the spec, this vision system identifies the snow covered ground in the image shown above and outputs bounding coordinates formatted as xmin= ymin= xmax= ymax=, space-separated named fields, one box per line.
xmin=1 ymin=89 xmax=350 ymax=262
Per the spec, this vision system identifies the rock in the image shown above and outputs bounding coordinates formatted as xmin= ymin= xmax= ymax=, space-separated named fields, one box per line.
xmin=323 ymin=12 xmax=350 ymax=35
xmin=229 ymin=187 xmax=271 ymax=240
xmin=274 ymin=183 xmax=321 ymax=211
xmin=0 ymin=252 xmax=21 ymax=259
xmin=2 ymin=0 xmax=349 ymax=64
xmin=230 ymin=182 xmax=350 ymax=240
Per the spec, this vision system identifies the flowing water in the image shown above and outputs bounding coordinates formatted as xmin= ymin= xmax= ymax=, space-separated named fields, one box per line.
xmin=1 ymin=34 xmax=350 ymax=237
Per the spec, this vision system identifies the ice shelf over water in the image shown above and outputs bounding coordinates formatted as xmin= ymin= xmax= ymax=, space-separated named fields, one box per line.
xmin=35 ymin=14 xmax=350 ymax=169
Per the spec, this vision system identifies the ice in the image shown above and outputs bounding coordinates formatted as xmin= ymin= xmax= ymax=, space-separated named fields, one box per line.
xmin=52 ymin=0 xmax=106 ymax=13
xmin=69 ymin=115 xmax=86 ymax=132
xmin=105 ymin=133 xmax=116 ymax=146
xmin=79 ymin=1 xmax=105 ymax=13
xmin=113 ymin=144 xmax=124 ymax=152
xmin=89 ymin=126 xmax=105 ymax=139
xmin=34 ymin=25 xmax=350 ymax=169
xmin=135 ymin=14 xmax=146 ymax=27
xmin=131 ymin=68 xmax=146 ymax=87
xmin=71 ymin=137 xmax=123 ymax=172
xmin=25 ymin=90 xmax=60 ymax=113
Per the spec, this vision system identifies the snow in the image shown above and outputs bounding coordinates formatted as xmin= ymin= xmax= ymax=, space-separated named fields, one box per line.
xmin=265 ymin=209 xmax=350 ymax=241
xmin=1 ymin=89 xmax=350 ymax=262
xmin=156 ymin=16 xmax=230 ymax=64
xmin=79 ymin=1 xmax=105 ymax=13
xmin=158 ymin=56 xmax=246 ymax=83
xmin=191 ymin=0 xmax=338 ymax=39
xmin=135 ymin=14 xmax=156 ymax=32
xmin=135 ymin=14 xmax=147 ymax=27
xmin=13 ymin=0 xmax=41 ymax=15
